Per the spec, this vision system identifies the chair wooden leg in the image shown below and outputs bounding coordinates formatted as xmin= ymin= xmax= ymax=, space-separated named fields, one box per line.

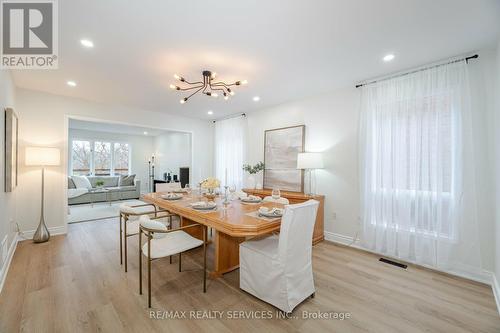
xmin=311 ymin=292 xmax=315 ymax=298
xmin=170 ymin=256 xmax=172 ymax=264
xmin=139 ymin=232 xmax=142 ymax=295
xmin=148 ymin=237 xmax=152 ymax=308
xmin=203 ymin=226 xmax=207 ymax=293
xmin=124 ymin=221 xmax=128 ymax=272
xmin=179 ymin=252 xmax=182 ymax=272
xmin=119 ymin=214 xmax=123 ymax=265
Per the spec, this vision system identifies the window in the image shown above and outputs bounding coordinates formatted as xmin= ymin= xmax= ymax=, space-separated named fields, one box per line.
xmin=94 ymin=141 xmax=111 ymax=176
xmin=114 ymin=143 xmax=130 ymax=175
xmin=71 ymin=140 xmax=91 ymax=175
xmin=70 ymin=139 xmax=131 ymax=176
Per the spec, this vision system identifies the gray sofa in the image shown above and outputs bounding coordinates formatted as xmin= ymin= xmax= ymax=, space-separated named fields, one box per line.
xmin=68 ymin=176 xmax=141 ymax=205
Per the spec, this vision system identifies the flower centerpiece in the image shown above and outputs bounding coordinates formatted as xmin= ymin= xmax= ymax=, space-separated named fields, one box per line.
xmin=200 ymin=177 xmax=220 ymax=199
xmin=242 ymin=162 xmax=265 ymax=189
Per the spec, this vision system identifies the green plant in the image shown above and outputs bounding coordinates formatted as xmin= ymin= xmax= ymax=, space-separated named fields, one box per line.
xmin=95 ymin=180 xmax=105 ymax=187
xmin=242 ymin=162 xmax=265 ymax=175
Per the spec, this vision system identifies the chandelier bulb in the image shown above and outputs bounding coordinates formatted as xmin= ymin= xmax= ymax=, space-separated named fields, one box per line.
xmin=212 ymin=93 xmax=218 ymax=98
xmin=180 ymin=98 xmax=187 ymax=104
xmin=229 ymin=91 xmax=235 ymax=96
xmin=169 ymin=84 xmax=176 ymax=90
xmin=241 ymin=80 xmax=248 ymax=85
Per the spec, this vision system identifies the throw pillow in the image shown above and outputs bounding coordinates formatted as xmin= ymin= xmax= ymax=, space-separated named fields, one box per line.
xmin=72 ymin=175 xmax=92 ymax=189
xmin=68 ymin=177 xmax=76 ymax=189
xmin=120 ymin=174 xmax=136 ymax=186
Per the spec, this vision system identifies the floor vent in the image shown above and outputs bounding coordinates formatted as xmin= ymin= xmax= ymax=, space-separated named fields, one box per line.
xmin=379 ymin=258 xmax=407 ymax=269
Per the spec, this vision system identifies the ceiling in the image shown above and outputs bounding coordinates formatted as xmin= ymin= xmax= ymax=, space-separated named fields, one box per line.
xmin=69 ymin=119 xmax=178 ymax=137
xmin=11 ymin=0 xmax=500 ymax=119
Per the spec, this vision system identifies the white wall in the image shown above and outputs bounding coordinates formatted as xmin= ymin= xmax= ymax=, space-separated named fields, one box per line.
xmin=68 ymin=128 xmax=155 ymax=192
xmin=494 ymin=39 xmax=500 ymax=291
xmin=245 ymin=50 xmax=498 ymax=277
xmin=153 ymin=131 xmax=191 ymax=180
xmin=246 ymin=87 xmax=360 ymax=238
xmin=0 ymin=70 xmax=17 ymax=284
xmin=14 ymin=88 xmax=213 ymax=234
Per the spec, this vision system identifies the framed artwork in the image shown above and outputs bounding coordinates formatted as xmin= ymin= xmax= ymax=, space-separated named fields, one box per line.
xmin=263 ymin=125 xmax=305 ymax=192
xmin=4 ymin=108 xmax=18 ymax=192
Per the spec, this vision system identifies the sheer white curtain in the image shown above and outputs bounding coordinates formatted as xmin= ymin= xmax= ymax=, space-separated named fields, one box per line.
xmin=215 ymin=115 xmax=246 ymax=189
xmin=359 ymin=60 xmax=482 ymax=277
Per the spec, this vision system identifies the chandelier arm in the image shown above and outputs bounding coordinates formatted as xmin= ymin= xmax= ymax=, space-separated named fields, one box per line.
xmin=185 ymin=86 xmax=205 ymax=101
xmin=209 ymin=82 xmax=229 ymax=94
xmin=177 ymin=85 xmax=204 ymax=91
xmin=182 ymin=79 xmax=204 ymax=85
xmin=212 ymin=82 xmax=237 ymax=87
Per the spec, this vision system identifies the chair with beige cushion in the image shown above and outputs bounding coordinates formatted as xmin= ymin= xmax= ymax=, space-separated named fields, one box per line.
xmin=263 ymin=196 xmax=290 ymax=205
xmin=139 ymin=215 xmax=207 ymax=308
xmin=155 ymin=182 xmax=181 ymax=192
xmin=119 ymin=203 xmax=173 ymax=272
xmin=239 ymin=199 xmax=319 ymax=313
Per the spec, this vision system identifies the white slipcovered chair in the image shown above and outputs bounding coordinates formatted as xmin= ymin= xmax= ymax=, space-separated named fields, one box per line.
xmin=139 ymin=215 xmax=207 ymax=308
xmin=119 ymin=203 xmax=172 ymax=272
xmin=263 ymin=196 xmax=290 ymax=205
xmin=239 ymin=199 xmax=319 ymax=313
xmin=155 ymin=182 xmax=181 ymax=192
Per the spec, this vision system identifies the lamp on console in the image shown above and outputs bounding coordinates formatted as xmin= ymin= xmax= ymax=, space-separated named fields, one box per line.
xmin=297 ymin=152 xmax=324 ymax=196
xmin=25 ymin=147 xmax=61 ymax=243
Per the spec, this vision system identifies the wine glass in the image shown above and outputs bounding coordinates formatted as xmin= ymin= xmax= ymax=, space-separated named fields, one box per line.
xmin=229 ymin=184 xmax=236 ymax=200
xmin=272 ymin=188 xmax=281 ymax=200
xmin=184 ymin=183 xmax=191 ymax=194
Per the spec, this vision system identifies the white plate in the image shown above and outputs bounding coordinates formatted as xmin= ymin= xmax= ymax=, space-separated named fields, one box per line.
xmin=190 ymin=202 xmax=217 ymax=210
xmin=161 ymin=194 xmax=183 ymax=200
xmin=241 ymin=198 xmax=261 ymax=203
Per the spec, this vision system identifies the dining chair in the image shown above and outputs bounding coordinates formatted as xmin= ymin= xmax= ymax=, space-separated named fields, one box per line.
xmin=119 ymin=203 xmax=173 ymax=272
xmin=239 ymin=199 xmax=319 ymax=313
xmin=155 ymin=182 xmax=181 ymax=192
xmin=139 ymin=215 xmax=207 ymax=308
xmin=263 ymin=196 xmax=290 ymax=205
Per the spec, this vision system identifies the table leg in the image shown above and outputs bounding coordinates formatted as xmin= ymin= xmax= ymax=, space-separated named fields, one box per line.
xmin=211 ymin=231 xmax=245 ymax=278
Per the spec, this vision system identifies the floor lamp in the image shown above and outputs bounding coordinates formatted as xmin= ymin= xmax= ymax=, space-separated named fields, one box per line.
xmin=297 ymin=152 xmax=324 ymax=196
xmin=25 ymin=147 xmax=61 ymax=243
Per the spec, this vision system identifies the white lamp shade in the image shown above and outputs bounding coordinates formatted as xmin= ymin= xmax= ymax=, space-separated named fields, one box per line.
xmin=25 ymin=147 xmax=61 ymax=166
xmin=297 ymin=152 xmax=324 ymax=169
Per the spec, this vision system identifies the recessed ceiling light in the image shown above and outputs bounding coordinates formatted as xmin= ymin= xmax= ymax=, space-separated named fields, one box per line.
xmin=80 ymin=39 xmax=94 ymax=48
xmin=67 ymin=80 xmax=77 ymax=87
xmin=253 ymin=96 xmax=260 ymax=102
xmin=207 ymin=111 xmax=214 ymax=115
xmin=383 ymin=54 xmax=395 ymax=62
xmin=143 ymin=131 xmax=148 ymax=135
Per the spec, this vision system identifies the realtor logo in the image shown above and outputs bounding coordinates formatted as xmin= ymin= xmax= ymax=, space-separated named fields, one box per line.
xmin=1 ymin=0 xmax=58 ymax=69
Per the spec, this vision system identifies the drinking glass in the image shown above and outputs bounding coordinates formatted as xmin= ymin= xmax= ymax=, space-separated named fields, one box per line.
xmin=229 ymin=184 xmax=236 ymax=200
xmin=272 ymin=188 xmax=281 ymax=200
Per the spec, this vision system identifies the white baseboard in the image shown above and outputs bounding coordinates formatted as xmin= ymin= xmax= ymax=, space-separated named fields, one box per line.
xmin=0 ymin=232 xmax=19 ymax=293
xmin=324 ymin=231 xmax=493 ymax=286
xmin=19 ymin=225 xmax=67 ymax=241
xmin=491 ymin=273 xmax=500 ymax=316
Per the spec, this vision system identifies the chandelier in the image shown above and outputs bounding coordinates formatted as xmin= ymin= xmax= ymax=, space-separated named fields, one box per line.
xmin=170 ymin=70 xmax=247 ymax=104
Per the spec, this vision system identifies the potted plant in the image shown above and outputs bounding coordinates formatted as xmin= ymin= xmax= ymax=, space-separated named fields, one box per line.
xmin=242 ymin=162 xmax=265 ymax=189
xmin=95 ymin=180 xmax=105 ymax=188
xmin=200 ymin=177 xmax=220 ymax=199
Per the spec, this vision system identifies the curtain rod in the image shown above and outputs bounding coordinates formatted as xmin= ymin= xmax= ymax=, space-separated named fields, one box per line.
xmin=212 ymin=113 xmax=246 ymax=123
xmin=355 ymin=54 xmax=479 ymax=89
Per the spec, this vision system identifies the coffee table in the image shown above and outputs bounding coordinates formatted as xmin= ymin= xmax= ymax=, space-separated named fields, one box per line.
xmin=89 ymin=188 xmax=112 ymax=207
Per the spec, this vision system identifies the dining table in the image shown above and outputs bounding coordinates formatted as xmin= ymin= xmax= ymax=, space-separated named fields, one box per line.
xmin=142 ymin=191 xmax=284 ymax=278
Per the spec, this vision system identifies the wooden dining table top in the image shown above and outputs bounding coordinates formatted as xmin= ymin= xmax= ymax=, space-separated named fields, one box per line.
xmin=142 ymin=192 xmax=284 ymax=237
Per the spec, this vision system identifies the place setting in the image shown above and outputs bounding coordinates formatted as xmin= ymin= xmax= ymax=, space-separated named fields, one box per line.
xmin=246 ymin=206 xmax=284 ymax=221
xmin=161 ymin=192 xmax=184 ymax=201
xmin=189 ymin=201 xmax=218 ymax=213
xmin=239 ymin=194 xmax=262 ymax=204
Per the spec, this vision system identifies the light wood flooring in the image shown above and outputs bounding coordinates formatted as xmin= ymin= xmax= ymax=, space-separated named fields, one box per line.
xmin=1 ymin=217 xmax=499 ymax=333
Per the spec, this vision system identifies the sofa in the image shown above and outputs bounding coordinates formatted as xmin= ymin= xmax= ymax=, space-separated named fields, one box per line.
xmin=68 ymin=175 xmax=141 ymax=205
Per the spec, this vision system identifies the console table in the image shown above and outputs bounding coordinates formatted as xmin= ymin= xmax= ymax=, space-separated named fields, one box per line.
xmin=242 ymin=188 xmax=324 ymax=245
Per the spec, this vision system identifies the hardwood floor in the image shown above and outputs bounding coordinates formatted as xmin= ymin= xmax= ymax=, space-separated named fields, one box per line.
xmin=1 ymin=217 xmax=499 ymax=332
